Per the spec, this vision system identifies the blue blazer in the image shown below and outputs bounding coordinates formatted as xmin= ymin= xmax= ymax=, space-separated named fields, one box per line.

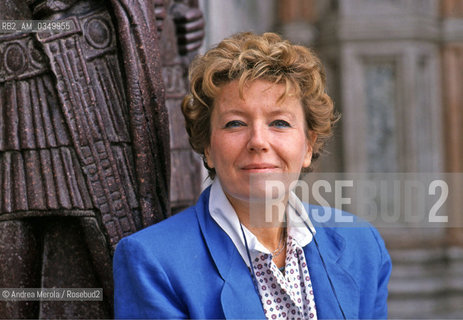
xmin=114 ymin=186 xmax=391 ymax=319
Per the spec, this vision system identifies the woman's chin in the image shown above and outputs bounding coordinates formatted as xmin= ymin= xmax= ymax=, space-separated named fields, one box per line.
xmin=231 ymin=179 xmax=288 ymax=204
xmin=242 ymin=172 xmax=299 ymax=199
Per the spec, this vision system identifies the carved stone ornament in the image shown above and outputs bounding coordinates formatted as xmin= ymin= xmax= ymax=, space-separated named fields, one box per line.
xmin=0 ymin=0 xmax=204 ymax=318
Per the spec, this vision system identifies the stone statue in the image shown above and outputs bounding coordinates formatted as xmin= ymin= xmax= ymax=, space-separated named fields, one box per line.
xmin=0 ymin=0 xmax=203 ymax=318
xmin=159 ymin=0 xmax=204 ymax=213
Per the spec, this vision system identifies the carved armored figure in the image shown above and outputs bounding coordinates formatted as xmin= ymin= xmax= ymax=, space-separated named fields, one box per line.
xmin=0 ymin=0 xmax=203 ymax=318
xmin=160 ymin=0 xmax=204 ymax=212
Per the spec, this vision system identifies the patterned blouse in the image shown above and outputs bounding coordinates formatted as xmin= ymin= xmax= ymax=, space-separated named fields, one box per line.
xmin=251 ymin=235 xmax=317 ymax=319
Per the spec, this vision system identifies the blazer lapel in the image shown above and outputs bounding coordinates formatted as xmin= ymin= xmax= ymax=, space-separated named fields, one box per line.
xmin=220 ymin=249 xmax=265 ymax=319
xmin=195 ymin=188 xmax=265 ymax=319
xmin=304 ymin=225 xmax=360 ymax=319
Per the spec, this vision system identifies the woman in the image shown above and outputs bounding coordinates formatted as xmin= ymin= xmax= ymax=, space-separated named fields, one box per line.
xmin=114 ymin=32 xmax=391 ymax=319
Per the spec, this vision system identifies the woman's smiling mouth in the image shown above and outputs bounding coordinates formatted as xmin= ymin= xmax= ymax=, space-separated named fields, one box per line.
xmin=241 ymin=163 xmax=279 ymax=172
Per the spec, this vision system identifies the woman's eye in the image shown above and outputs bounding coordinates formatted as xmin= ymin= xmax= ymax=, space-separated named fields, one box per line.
xmin=224 ymin=120 xmax=246 ymax=128
xmin=270 ymin=120 xmax=291 ymax=128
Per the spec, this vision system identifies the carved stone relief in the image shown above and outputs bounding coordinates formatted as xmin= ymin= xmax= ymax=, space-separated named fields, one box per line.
xmin=160 ymin=0 xmax=204 ymax=212
xmin=0 ymin=0 xmax=203 ymax=318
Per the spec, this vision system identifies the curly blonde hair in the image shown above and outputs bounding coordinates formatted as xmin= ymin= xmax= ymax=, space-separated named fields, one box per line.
xmin=182 ymin=32 xmax=339 ymax=179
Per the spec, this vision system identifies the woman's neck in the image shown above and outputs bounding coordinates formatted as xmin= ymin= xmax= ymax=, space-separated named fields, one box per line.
xmin=225 ymin=193 xmax=287 ymax=252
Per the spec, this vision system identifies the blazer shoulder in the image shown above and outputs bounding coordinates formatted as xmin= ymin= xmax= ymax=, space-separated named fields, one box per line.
xmin=306 ymin=203 xmax=389 ymax=261
xmin=115 ymin=206 xmax=202 ymax=258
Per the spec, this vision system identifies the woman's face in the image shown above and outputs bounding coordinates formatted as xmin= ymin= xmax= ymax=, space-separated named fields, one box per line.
xmin=205 ymin=79 xmax=313 ymax=204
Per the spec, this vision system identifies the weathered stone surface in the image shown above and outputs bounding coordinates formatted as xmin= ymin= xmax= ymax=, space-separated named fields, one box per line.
xmin=160 ymin=0 xmax=204 ymax=213
xmin=0 ymin=0 xmax=203 ymax=318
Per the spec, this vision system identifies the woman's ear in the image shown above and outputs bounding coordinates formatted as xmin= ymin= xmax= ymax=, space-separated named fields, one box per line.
xmin=303 ymin=133 xmax=317 ymax=168
xmin=204 ymin=146 xmax=214 ymax=169
xmin=303 ymin=148 xmax=313 ymax=168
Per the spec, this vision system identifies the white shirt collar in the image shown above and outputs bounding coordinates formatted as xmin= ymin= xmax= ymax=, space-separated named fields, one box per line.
xmin=209 ymin=178 xmax=316 ymax=267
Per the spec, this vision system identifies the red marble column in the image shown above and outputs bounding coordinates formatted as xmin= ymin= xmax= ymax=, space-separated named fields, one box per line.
xmin=277 ymin=0 xmax=316 ymax=24
xmin=441 ymin=0 xmax=463 ymax=246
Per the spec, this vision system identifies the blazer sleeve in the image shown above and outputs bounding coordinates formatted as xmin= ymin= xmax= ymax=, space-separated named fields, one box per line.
xmin=113 ymin=236 xmax=188 ymax=319
xmin=370 ymin=226 xmax=392 ymax=319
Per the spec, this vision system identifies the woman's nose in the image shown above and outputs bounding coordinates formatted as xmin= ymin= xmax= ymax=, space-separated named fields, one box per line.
xmin=247 ymin=124 xmax=269 ymax=152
